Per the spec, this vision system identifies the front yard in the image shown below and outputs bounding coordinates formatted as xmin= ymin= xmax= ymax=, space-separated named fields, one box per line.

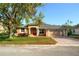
xmin=0 ymin=37 xmax=57 ymax=45
xmin=70 ymin=34 xmax=79 ymax=39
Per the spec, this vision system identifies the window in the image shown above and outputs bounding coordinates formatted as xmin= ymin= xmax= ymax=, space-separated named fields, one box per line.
xmin=39 ymin=29 xmax=44 ymax=34
xmin=39 ymin=29 xmax=46 ymax=36
xmin=21 ymin=28 xmax=25 ymax=32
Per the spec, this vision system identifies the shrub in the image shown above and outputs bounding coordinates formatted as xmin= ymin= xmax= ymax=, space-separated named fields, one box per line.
xmin=0 ymin=33 xmax=9 ymax=40
xmin=18 ymin=33 xmax=28 ymax=36
xmin=67 ymin=29 xmax=72 ymax=36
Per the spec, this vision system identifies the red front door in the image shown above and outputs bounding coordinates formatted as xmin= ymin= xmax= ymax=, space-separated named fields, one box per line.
xmin=31 ymin=28 xmax=37 ymax=35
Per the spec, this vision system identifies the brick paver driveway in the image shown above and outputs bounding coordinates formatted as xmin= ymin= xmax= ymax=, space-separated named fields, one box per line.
xmin=53 ymin=37 xmax=79 ymax=46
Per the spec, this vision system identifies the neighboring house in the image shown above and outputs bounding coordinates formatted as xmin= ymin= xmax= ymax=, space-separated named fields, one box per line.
xmin=0 ymin=22 xmax=5 ymax=33
xmin=15 ymin=26 xmax=28 ymax=36
xmin=15 ymin=23 xmax=68 ymax=37
xmin=72 ymin=26 xmax=79 ymax=35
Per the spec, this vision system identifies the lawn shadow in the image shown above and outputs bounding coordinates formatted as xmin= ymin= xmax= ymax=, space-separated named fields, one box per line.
xmin=0 ymin=33 xmax=9 ymax=41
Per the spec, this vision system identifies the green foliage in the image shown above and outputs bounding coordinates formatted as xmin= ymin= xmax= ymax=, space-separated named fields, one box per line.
xmin=65 ymin=20 xmax=73 ymax=26
xmin=67 ymin=29 xmax=72 ymax=36
xmin=0 ymin=37 xmax=57 ymax=44
xmin=0 ymin=3 xmax=43 ymax=38
xmin=61 ymin=20 xmax=73 ymax=36
xmin=0 ymin=3 xmax=43 ymax=26
xmin=0 ymin=33 xmax=9 ymax=41
xmin=32 ymin=12 xmax=44 ymax=26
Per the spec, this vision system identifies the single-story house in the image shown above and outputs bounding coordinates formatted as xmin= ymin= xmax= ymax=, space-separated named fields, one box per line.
xmin=0 ymin=22 xmax=6 ymax=33
xmin=72 ymin=25 xmax=79 ymax=35
xmin=15 ymin=23 xmax=68 ymax=37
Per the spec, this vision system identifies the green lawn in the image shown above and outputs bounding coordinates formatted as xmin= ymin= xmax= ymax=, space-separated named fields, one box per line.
xmin=71 ymin=36 xmax=79 ymax=39
xmin=0 ymin=37 xmax=57 ymax=45
xmin=70 ymin=34 xmax=79 ymax=39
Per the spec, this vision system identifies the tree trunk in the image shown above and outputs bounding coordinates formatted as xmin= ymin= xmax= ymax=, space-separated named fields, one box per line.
xmin=9 ymin=28 xmax=13 ymax=39
xmin=7 ymin=26 xmax=13 ymax=39
xmin=8 ymin=21 xmax=14 ymax=39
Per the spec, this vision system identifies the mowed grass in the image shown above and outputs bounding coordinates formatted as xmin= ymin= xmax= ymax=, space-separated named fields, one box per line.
xmin=0 ymin=37 xmax=57 ymax=45
xmin=70 ymin=34 xmax=79 ymax=39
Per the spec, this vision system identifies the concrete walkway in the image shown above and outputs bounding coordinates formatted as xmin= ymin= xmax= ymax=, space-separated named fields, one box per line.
xmin=53 ymin=37 xmax=79 ymax=46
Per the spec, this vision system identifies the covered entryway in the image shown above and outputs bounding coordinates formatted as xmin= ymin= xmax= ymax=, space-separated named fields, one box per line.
xmin=30 ymin=28 xmax=37 ymax=36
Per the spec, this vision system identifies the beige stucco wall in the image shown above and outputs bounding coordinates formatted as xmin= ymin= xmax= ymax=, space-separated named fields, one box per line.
xmin=15 ymin=28 xmax=28 ymax=36
xmin=16 ymin=29 xmax=21 ymax=33
xmin=46 ymin=29 xmax=66 ymax=37
xmin=46 ymin=29 xmax=53 ymax=37
xmin=46 ymin=29 xmax=59 ymax=37
xmin=15 ymin=25 xmax=67 ymax=37
xmin=74 ymin=28 xmax=79 ymax=34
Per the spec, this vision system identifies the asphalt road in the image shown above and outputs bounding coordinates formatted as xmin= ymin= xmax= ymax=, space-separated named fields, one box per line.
xmin=0 ymin=45 xmax=79 ymax=56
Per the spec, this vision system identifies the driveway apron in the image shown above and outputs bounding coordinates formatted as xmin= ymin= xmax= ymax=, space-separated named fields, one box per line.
xmin=52 ymin=37 xmax=79 ymax=46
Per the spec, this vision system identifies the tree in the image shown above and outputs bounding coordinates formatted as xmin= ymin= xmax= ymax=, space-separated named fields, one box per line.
xmin=61 ymin=20 xmax=73 ymax=36
xmin=32 ymin=12 xmax=44 ymax=26
xmin=0 ymin=3 xmax=43 ymax=38
xmin=65 ymin=20 xmax=72 ymax=26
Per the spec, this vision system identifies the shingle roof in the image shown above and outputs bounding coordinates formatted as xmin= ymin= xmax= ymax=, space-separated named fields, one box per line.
xmin=73 ymin=24 xmax=79 ymax=29
xmin=16 ymin=26 xmax=27 ymax=29
xmin=17 ymin=23 xmax=65 ymax=30
xmin=39 ymin=23 xmax=62 ymax=29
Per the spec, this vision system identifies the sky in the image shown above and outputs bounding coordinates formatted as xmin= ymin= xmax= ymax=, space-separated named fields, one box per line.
xmin=38 ymin=3 xmax=79 ymax=25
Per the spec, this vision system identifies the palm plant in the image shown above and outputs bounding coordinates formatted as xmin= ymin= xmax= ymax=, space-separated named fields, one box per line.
xmin=32 ymin=12 xmax=44 ymax=26
xmin=62 ymin=19 xmax=73 ymax=36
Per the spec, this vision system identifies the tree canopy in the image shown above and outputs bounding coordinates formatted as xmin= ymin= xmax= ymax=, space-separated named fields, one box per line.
xmin=0 ymin=3 xmax=43 ymax=38
xmin=32 ymin=12 xmax=44 ymax=26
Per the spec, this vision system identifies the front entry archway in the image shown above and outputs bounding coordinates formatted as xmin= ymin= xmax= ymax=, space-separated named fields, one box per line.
xmin=30 ymin=28 xmax=37 ymax=36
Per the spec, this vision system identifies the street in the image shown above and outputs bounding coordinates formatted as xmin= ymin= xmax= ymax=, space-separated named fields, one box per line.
xmin=0 ymin=45 xmax=79 ymax=56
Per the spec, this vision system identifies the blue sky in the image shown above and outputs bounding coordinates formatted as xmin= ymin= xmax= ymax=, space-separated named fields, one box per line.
xmin=38 ymin=3 xmax=79 ymax=25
